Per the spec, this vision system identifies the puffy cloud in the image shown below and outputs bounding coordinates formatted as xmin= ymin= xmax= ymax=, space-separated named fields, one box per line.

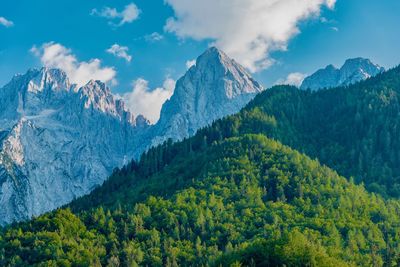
xmin=31 ymin=42 xmax=116 ymax=87
xmin=120 ymin=3 xmax=141 ymax=25
xmin=275 ymin=72 xmax=306 ymax=87
xmin=0 ymin=17 xmax=13 ymax=27
xmin=185 ymin=59 xmax=196 ymax=69
xmin=144 ymin=32 xmax=164 ymax=42
xmin=165 ymin=0 xmax=336 ymax=72
xmin=106 ymin=44 xmax=132 ymax=62
xmin=123 ymin=78 xmax=176 ymax=123
xmin=91 ymin=3 xmax=140 ymax=27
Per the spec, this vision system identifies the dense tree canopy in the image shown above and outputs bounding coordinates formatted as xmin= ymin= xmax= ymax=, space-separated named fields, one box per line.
xmin=245 ymin=66 xmax=400 ymax=198
xmin=2 ymin=134 xmax=400 ymax=266
xmin=2 ymin=66 xmax=400 ymax=266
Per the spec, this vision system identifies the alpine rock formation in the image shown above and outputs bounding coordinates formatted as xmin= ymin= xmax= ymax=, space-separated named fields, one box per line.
xmin=145 ymin=47 xmax=264 ymax=149
xmin=300 ymin=57 xmax=385 ymax=90
xmin=0 ymin=68 xmax=148 ymax=225
xmin=0 ymin=47 xmax=263 ymax=225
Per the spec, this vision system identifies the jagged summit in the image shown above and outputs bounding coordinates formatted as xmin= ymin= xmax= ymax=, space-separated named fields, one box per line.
xmin=29 ymin=67 xmax=71 ymax=90
xmin=0 ymin=68 xmax=147 ymax=225
xmin=198 ymin=46 xmax=223 ymax=57
xmin=325 ymin=64 xmax=337 ymax=71
xmin=196 ymin=47 xmax=262 ymax=94
xmin=1 ymin=68 xmax=145 ymax=126
xmin=78 ymin=79 xmax=136 ymax=123
xmin=0 ymin=68 xmax=72 ymax=126
xmin=196 ymin=46 xmax=232 ymax=66
xmin=83 ymin=79 xmax=109 ymax=92
xmin=301 ymin=57 xmax=385 ymax=91
xmin=339 ymin=58 xmax=385 ymax=85
xmin=5 ymin=67 xmax=71 ymax=94
xmin=147 ymin=47 xmax=263 ymax=147
xmin=0 ymin=47 xmax=264 ymax=225
xmin=342 ymin=57 xmax=381 ymax=68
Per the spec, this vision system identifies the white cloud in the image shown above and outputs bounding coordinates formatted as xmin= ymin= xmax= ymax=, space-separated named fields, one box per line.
xmin=0 ymin=17 xmax=13 ymax=27
xmin=275 ymin=72 xmax=306 ymax=87
xmin=31 ymin=42 xmax=116 ymax=87
xmin=106 ymin=44 xmax=132 ymax=62
xmin=123 ymin=78 xmax=176 ymax=123
xmin=165 ymin=0 xmax=336 ymax=72
xmin=91 ymin=3 xmax=140 ymax=27
xmin=144 ymin=32 xmax=164 ymax=42
xmin=186 ymin=59 xmax=196 ymax=69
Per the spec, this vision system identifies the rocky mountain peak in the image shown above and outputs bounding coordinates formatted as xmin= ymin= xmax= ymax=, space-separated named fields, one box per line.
xmin=147 ymin=47 xmax=263 ymax=146
xmin=82 ymin=79 xmax=110 ymax=94
xmin=0 ymin=47 xmax=264 ymax=225
xmin=194 ymin=47 xmax=263 ymax=98
xmin=341 ymin=57 xmax=379 ymax=69
xmin=26 ymin=67 xmax=71 ymax=93
xmin=4 ymin=67 xmax=71 ymax=95
xmin=301 ymin=57 xmax=385 ymax=91
xmin=196 ymin=46 xmax=231 ymax=68
xmin=79 ymin=80 xmax=146 ymax=126
xmin=0 ymin=69 xmax=148 ymax=225
xmin=325 ymin=64 xmax=337 ymax=71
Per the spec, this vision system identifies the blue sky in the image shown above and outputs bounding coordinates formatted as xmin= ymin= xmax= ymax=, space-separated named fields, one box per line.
xmin=1 ymin=0 xmax=400 ymax=121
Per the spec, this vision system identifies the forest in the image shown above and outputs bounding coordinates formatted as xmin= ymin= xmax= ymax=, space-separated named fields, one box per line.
xmin=1 ymin=66 xmax=400 ymax=266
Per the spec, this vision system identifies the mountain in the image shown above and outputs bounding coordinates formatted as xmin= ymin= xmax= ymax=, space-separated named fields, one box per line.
xmin=300 ymin=57 xmax=385 ymax=90
xmin=4 ymin=49 xmax=400 ymax=265
xmin=250 ymin=66 xmax=400 ymax=198
xmin=0 ymin=68 xmax=148 ymax=225
xmin=0 ymin=48 xmax=263 ymax=225
xmin=144 ymin=47 xmax=263 ymax=150
xmin=3 ymin=74 xmax=400 ymax=265
xmin=76 ymin=65 xmax=400 ymax=204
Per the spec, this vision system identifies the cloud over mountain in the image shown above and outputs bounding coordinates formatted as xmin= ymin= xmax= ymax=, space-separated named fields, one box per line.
xmin=122 ymin=78 xmax=176 ymax=123
xmin=31 ymin=42 xmax=116 ymax=87
xmin=275 ymin=72 xmax=306 ymax=87
xmin=165 ymin=0 xmax=336 ymax=72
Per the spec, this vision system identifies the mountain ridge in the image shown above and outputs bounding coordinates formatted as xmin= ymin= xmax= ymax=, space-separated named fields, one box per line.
xmin=301 ymin=57 xmax=385 ymax=90
xmin=0 ymin=67 xmax=146 ymax=225
xmin=0 ymin=48 xmax=263 ymax=225
xmin=4 ymin=67 xmax=400 ymax=264
xmin=144 ymin=47 xmax=264 ymax=153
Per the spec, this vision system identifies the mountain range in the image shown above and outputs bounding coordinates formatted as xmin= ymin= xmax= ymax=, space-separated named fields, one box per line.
xmin=0 ymin=47 xmax=262 ymax=225
xmin=0 ymin=68 xmax=147 ymax=225
xmin=301 ymin=57 xmax=385 ymax=90
xmin=1 ymin=61 xmax=400 ymax=266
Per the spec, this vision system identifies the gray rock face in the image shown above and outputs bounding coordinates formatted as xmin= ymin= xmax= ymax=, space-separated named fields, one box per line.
xmin=0 ymin=68 xmax=148 ymax=225
xmin=145 ymin=47 xmax=264 ymax=149
xmin=0 ymin=47 xmax=263 ymax=225
xmin=301 ymin=58 xmax=385 ymax=91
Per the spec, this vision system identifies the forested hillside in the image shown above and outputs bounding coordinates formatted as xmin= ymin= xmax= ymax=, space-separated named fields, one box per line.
xmin=71 ymin=65 xmax=400 ymax=212
xmin=2 ymin=134 xmax=400 ymax=265
xmin=2 ymin=66 xmax=400 ymax=266
xmin=248 ymin=65 xmax=400 ymax=198
xmin=104 ymin=64 xmax=400 ymax=200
